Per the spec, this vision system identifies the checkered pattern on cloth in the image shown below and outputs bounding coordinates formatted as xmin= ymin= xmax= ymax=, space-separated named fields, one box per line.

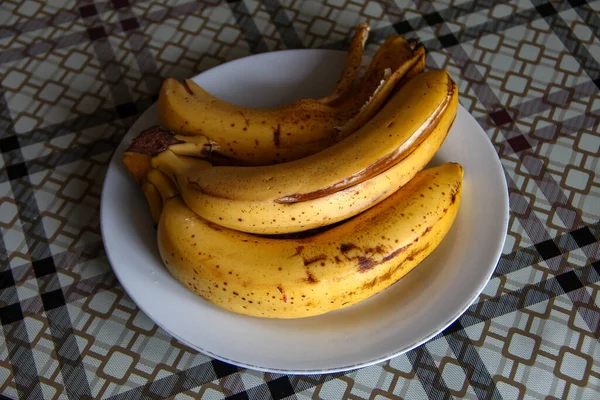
xmin=0 ymin=0 xmax=599 ymax=398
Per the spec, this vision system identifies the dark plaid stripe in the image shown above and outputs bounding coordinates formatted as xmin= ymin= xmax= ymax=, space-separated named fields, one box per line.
xmin=10 ymin=181 xmax=93 ymax=399
xmin=0 ymin=0 xmax=590 ymax=166
xmin=106 ymin=360 xmax=219 ymax=399
xmin=226 ymin=376 xmax=295 ymax=400
xmin=562 ymin=271 xmax=600 ymax=334
xmin=532 ymin=0 xmax=600 ymax=89
xmin=445 ymin=333 xmax=502 ymax=400
xmin=422 ymin=12 xmax=588 ymax=234
xmin=394 ymin=0 xmax=594 ymax=55
xmin=0 ymin=0 xmax=599 ymax=397
xmin=0 ymin=323 xmax=45 ymax=400
xmin=476 ymin=80 xmax=599 ymax=130
xmin=12 ymin=271 xmax=117 ymax=321
xmin=378 ymin=0 xmax=494 ymax=32
xmin=407 ymin=2 xmax=542 ymax=396
xmin=0 ymin=0 xmax=224 ymax=65
xmin=221 ymin=372 xmax=347 ymax=399
xmin=88 ymin=32 xmax=135 ymax=106
xmin=497 ymin=222 xmax=599 ymax=277
xmin=96 ymin=0 xmax=163 ymax=95
xmin=226 ymin=0 xmax=270 ymax=53
xmin=0 ymin=30 xmax=90 ymax=64
xmin=417 ymin=0 xmax=600 ymax=342
xmin=246 ymin=376 xmax=294 ymax=399
xmin=0 ymin=1 xmax=159 ymax=40
xmin=495 ymin=220 xmax=599 ymax=333
xmin=0 ymin=89 xmax=46 ymax=400
xmin=0 ymin=131 xmax=124 ymax=183
xmin=442 ymin=258 xmax=600 ymax=342
xmin=1 ymin=94 xmax=596 ymax=190
xmin=320 ymin=0 xmax=590 ymax=58
xmin=506 ymin=173 xmax=554 ymax=244
xmin=323 ymin=0 xmax=494 ymax=49
xmin=472 ymin=261 xmax=597 ymax=330
xmin=4 ymin=241 xmax=112 ymax=320
xmin=0 ymin=9 xmax=79 ymax=40
xmin=3 ymin=0 xmax=574 ymax=180
xmin=262 ymin=0 xmax=305 ymax=49
xmin=0 ymin=86 xmax=94 ymax=398
xmin=122 ymin=30 xmax=162 ymax=95
xmin=406 ymin=346 xmax=453 ymax=400
xmin=1 ymin=95 xmax=155 ymax=149
xmin=0 ymin=185 xmax=43 ymax=400
xmin=568 ymin=0 xmax=600 ymax=42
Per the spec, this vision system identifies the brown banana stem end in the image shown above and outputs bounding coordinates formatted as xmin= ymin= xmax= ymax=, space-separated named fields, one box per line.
xmin=126 ymin=125 xmax=183 ymax=156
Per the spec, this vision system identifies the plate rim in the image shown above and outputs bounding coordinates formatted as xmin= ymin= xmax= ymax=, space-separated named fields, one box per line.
xmin=100 ymin=49 xmax=509 ymax=374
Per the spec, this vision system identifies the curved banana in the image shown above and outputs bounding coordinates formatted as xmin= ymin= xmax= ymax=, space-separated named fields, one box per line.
xmin=334 ymin=37 xmax=425 ymax=138
xmin=158 ymin=70 xmax=457 ymax=234
xmin=317 ymin=22 xmax=370 ymax=105
xmin=156 ymin=163 xmax=464 ymax=319
xmin=155 ymin=35 xmax=424 ymax=165
xmin=153 ymin=77 xmax=457 ymax=234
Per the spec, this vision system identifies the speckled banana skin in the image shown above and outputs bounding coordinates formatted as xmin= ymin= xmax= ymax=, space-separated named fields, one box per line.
xmin=154 ymin=70 xmax=458 ymax=234
xmin=154 ymin=163 xmax=463 ymax=319
xmin=156 ymin=29 xmax=424 ymax=165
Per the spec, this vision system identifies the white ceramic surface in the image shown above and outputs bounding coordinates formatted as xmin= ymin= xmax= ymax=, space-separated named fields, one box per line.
xmin=100 ymin=49 xmax=509 ymax=374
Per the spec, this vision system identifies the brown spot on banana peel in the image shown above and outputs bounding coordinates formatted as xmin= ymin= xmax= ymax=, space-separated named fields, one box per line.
xmin=357 ymin=256 xmax=375 ymax=271
xmin=126 ymin=125 xmax=183 ymax=156
xmin=340 ymin=243 xmax=358 ymax=253
xmin=361 ymin=244 xmax=430 ymax=289
xmin=365 ymin=245 xmax=386 ymax=255
xmin=181 ymin=80 xmax=195 ymax=96
xmin=273 ymin=124 xmax=281 ymax=146
xmin=407 ymin=38 xmax=422 ymax=51
xmin=451 ymin=186 xmax=459 ymax=204
xmin=303 ymin=254 xmax=327 ymax=266
xmin=380 ymin=243 xmax=412 ymax=264
xmin=305 ymin=270 xmax=318 ymax=283
xmin=276 ymin=285 xmax=287 ymax=303
xmin=358 ymin=204 xmax=452 ymax=276
xmin=292 ymin=246 xmax=304 ymax=257
xmin=275 ymin=79 xmax=455 ymax=204
xmin=239 ymin=111 xmax=250 ymax=128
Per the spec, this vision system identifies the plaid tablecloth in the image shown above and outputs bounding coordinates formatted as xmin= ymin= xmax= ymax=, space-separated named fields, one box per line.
xmin=1 ymin=0 xmax=599 ymax=398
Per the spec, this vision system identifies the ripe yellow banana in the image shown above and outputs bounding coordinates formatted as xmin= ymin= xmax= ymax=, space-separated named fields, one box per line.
xmin=156 ymin=70 xmax=457 ymax=234
xmin=317 ymin=23 xmax=370 ymax=105
xmin=155 ymin=162 xmax=463 ymax=319
xmin=155 ymin=33 xmax=424 ymax=165
xmin=331 ymin=36 xmax=426 ymax=138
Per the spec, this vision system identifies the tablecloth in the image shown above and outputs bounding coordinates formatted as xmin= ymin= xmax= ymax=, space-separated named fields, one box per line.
xmin=1 ymin=0 xmax=599 ymax=398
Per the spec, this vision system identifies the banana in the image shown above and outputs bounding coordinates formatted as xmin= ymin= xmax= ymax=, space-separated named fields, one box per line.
xmin=153 ymin=78 xmax=457 ymax=234
xmin=334 ymin=37 xmax=426 ymax=138
xmin=156 ymin=70 xmax=457 ymax=234
xmin=155 ymin=33 xmax=424 ymax=165
xmin=317 ymin=23 xmax=370 ymax=105
xmin=122 ymin=152 xmax=152 ymax=184
xmin=156 ymin=162 xmax=463 ymax=319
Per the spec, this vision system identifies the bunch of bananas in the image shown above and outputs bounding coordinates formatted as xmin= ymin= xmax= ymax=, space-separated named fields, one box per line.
xmin=122 ymin=25 xmax=464 ymax=319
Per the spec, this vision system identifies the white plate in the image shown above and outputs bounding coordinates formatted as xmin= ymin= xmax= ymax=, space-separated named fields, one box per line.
xmin=100 ymin=49 xmax=509 ymax=374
